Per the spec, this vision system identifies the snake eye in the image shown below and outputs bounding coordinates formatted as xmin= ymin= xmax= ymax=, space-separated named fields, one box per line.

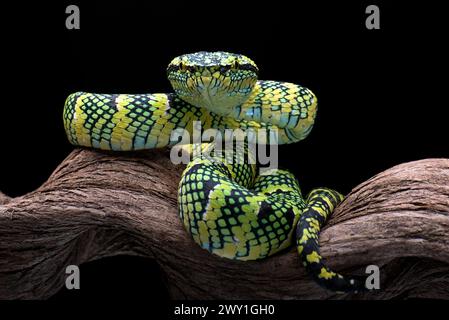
xmin=179 ymin=61 xmax=187 ymax=71
xmin=231 ymin=59 xmax=240 ymax=70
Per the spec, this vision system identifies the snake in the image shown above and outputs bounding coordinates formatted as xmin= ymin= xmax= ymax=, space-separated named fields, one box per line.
xmin=63 ymin=51 xmax=367 ymax=292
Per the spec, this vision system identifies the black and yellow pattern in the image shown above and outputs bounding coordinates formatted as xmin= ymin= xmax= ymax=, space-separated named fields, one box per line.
xmin=63 ymin=51 xmax=366 ymax=292
xmin=296 ymin=189 xmax=365 ymax=292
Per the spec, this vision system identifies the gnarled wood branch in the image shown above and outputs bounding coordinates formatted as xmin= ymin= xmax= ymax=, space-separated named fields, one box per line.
xmin=0 ymin=149 xmax=448 ymax=299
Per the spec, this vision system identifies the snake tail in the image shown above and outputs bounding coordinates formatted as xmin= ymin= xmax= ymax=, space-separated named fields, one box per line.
xmin=296 ymin=188 xmax=367 ymax=292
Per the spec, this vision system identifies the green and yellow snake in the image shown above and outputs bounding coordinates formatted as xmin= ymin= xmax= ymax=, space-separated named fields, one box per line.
xmin=63 ymin=51 xmax=366 ymax=292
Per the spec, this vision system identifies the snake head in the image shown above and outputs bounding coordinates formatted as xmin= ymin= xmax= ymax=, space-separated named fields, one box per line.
xmin=167 ymin=51 xmax=259 ymax=116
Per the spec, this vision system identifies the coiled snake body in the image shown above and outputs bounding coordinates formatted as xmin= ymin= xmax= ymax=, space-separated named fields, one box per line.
xmin=64 ymin=51 xmax=366 ymax=292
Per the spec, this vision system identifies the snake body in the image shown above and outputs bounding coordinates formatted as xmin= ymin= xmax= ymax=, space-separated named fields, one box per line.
xmin=63 ymin=51 xmax=366 ymax=292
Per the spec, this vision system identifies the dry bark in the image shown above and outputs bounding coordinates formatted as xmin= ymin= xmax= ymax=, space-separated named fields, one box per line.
xmin=0 ymin=148 xmax=448 ymax=299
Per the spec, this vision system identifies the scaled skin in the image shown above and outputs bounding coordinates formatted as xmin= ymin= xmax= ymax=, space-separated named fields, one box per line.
xmin=63 ymin=51 xmax=365 ymax=292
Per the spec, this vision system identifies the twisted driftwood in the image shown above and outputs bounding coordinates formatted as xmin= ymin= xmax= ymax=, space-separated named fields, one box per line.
xmin=0 ymin=149 xmax=448 ymax=299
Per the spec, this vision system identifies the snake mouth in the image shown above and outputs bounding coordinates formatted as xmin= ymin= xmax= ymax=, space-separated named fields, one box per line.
xmin=166 ymin=56 xmax=259 ymax=77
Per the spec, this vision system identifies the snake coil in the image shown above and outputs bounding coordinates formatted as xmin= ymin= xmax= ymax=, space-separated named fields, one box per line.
xmin=63 ymin=51 xmax=368 ymax=292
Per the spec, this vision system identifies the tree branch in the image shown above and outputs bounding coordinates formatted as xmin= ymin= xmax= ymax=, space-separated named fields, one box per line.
xmin=0 ymin=149 xmax=448 ymax=299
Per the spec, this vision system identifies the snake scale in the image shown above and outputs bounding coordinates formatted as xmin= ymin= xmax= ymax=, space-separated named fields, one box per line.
xmin=63 ymin=51 xmax=366 ymax=292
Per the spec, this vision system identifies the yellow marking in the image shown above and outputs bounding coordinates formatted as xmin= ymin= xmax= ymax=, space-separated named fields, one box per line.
xmin=321 ymin=195 xmax=335 ymax=212
xmin=263 ymin=184 xmax=295 ymax=194
xmin=311 ymin=205 xmax=326 ymax=218
xmin=282 ymin=102 xmax=292 ymax=109
xmin=220 ymin=242 xmax=238 ymax=259
xmin=318 ymin=268 xmax=337 ymax=280
xmin=187 ymin=78 xmax=194 ymax=88
xmin=287 ymin=87 xmax=299 ymax=95
xmin=203 ymin=208 xmax=218 ymax=220
xmin=110 ymin=94 xmax=133 ymax=150
xmin=99 ymin=139 xmax=110 ymax=150
xmin=298 ymin=228 xmax=312 ymax=244
xmin=241 ymin=245 xmax=261 ymax=260
xmin=222 ymin=77 xmax=231 ymax=88
xmin=242 ymin=223 xmax=251 ymax=233
xmin=231 ymin=226 xmax=244 ymax=240
xmin=74 ymin=93 xmax=92 ymax=147
xmin=206 ymin=220 xmax=216 ymax=229
xmin=306 ymin=251 xmax=321 ymax=264
xmin=156 ymin=121 xmax=177 ymax=147
xmin=307 ymin=218 xmax=320 ymax=231
xmin=197 ymin=220 xmax=210 ymax=245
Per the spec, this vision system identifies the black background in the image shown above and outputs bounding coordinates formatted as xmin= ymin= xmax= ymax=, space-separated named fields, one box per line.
xmin=0 ymin=0 xmax=447 ymax=306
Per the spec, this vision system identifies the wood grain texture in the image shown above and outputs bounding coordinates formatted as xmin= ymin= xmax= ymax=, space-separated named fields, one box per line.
xmin=0 ymin=149 xmax=448 ymax=299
